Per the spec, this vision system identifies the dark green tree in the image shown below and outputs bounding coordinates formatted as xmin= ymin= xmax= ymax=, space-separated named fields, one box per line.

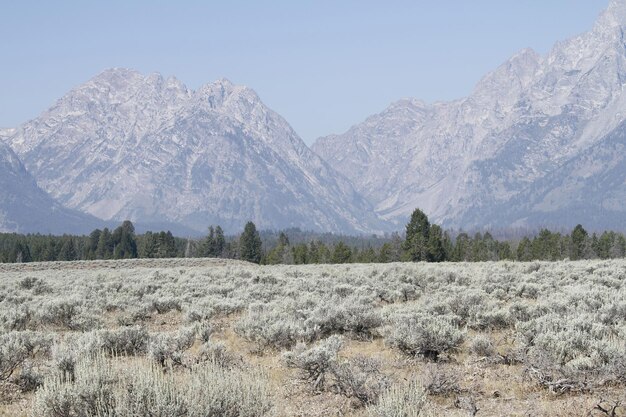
xmin=113 ymin=221 xmax=138 ymax=259
xmin=266 ymin=232 xmax=292 ymax=264
xmin=426 ymin=224 xmax=446 ymax=262
xmin=610 ymin=234 xmax=626 ymax=258
xmin=139 ymin=231 xmax=157 ymax=258
xmin=403 ymin=208 xmax=430 ymax=261
xmin=214 ymin=226 xmax=225 ymax=257
xmin=356 ymin=246 xmax=377 ymax=263
xmin=452 ymin=233 xmax=471 ymax=262
xmin=292 ymin=243 xmax=309 ymax=264
xmin=571 ymin=224 xmax=588 ymax=260
xmin=516 ymin=237 xmax=532 ymax=261
xmin=87 ymin=229 xmax=102 ymax=260
xmin=498 ymin=241 xmax=513 ymax=260
xmin=10 ymin=240 xmax=31 ymax=263
xmin=239 ymin=221 xmax=262 ymax=264
xmin=58 ymin=236 xmax=77 ymax=261
xmin=203 ymin=226 xmax=216 ymax=257
xmin=155 ymin=231 xmax=177 ymax=258
xmin=331 ymin=241 xmax=352 ymax=264
xmin=96 ymin=228 xmax=113 ymax=259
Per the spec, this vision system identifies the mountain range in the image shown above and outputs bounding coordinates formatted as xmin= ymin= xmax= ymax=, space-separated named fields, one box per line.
xmin=1 ymin=0 xmax=626 ymax=234
xmin=313 ymin=0 xmax=626 ymax=231
xmin=2 ymin=69 xmax=383 ymax=234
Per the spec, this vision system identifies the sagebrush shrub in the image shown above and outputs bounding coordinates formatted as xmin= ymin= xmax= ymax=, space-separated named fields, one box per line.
xmin=97 ymin=326 xmax=149 ymax=356
xmin=31 ymin=354 xmax=272 ymax=417
xmin=470 ymin=335 xmax=495 ymax=357
xmin=384 ymin=313 xmax=464 ymax=360
xmin=283 ymin=335 xmax=343 ymax=390
xmin=330 ymin=356 xmax=389 ymax=406
xmin=149 ymin=327 xmax=196 ymax=367
xmin=0 ymin=331 xmax=52 ymax=382
xmin=367 ymin=378 xmax=427 ymax=417
xmin=421 ymin=364 xmax=462 ymax=396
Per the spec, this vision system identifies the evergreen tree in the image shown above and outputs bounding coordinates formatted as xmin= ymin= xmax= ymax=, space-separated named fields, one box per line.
xmin=266 ymin=232 xmax=292 ymax=264
xmin=113 ymin=221 xmax=138 ymax=259
xmin=403 ymin=208 xmax=430 ymax=261
xmin=571 ymin=224 xmax=588 ymax=260
xmin=357 ymin=246 xmax=377 ymax=263
xmin=610 ymin=234 xmax=626 ymax=258
xmin=239 ymin=222 xmax=262 ymax=264
xmin=331 ymin=241 xmax=352 ymax=264
xmin=58 ymin=236 xmax=77 ymax=261
xmin=482 ymin=232 xmax=499 ymax=261
xmin=442 ymin=231 xmax=454 ymax=261
xmin=214 ymin=226 xmax=225 ymax=257
xmin=516 ymin=237 xmax=532 ymax=261
xmin=319 ymin=242 xmax=332 ymax=263
xmin=203 ymin=226 xmax=216 ymax=257
xmin=42 ymin=239 xmax=59 ymax=261
xmin=385 ymin=232 xmax=404 ymax=262
xmin=596 ymin=231 xmax=613 ymax=259
xmin=378 ymin=243 xmax=392 ymax=263
xmin=87 ymin=229 xmax=102 ymax=260
xmin=292 ymin=243 xmax=309 ymax=264
xmin=470 ymin=233 xmax=488 ymax=261
xmin=498 ymin=241 xmax=512 ymax=260
xmin=10 ymin=240 xmax=31 ymax=263
xmin=426 ymin=224 xmax=446 ymax=262
xmin=308 ymin=241 xmax=320 ymax=263
xmin=96 ymin=228 xmax=113 ymax=259
xmin=452 ymin=233 xmax=471 ymax=262
xmin=155 ymin=231 xmax=177 ymax=258
xmin=139 ymin=231 xmax=157 ymax=258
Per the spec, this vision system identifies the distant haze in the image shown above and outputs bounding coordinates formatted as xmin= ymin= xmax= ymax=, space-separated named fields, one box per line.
xmin=0 ymin=1 xmax=607 ymax=143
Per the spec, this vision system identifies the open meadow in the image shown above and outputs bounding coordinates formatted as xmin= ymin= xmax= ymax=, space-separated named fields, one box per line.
xmin=0 ymin=258 xmax=624 ymax=416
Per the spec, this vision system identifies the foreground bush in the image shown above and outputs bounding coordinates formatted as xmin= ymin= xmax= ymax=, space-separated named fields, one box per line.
xmin=383 ymin=313 xmax=464 ymax=360
xmin=367 ymin=378 xmax=427 ymax=417
xmin=0 ymin=331 xmax=52 ymax=382
xmin=283 ymin=335 xmax=343 ymax=390
xmin=30 ymin=355 xmax=272 ymax=417
xmin=284 ymin=336 xmax=388 ymax=406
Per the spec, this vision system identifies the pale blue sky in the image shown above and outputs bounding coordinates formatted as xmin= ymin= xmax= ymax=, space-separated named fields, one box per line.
xmin=1 ymin=1 xmax=608 ymax=143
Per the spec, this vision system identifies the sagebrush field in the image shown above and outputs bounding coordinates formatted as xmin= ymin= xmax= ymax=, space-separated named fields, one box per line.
xmin=0 ymin=258 xmax=624 ymax=416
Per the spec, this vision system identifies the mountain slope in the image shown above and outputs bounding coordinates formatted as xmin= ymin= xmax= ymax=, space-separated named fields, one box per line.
xmin=466 ymin=120 xmax=626 ymax=231
xmin=313 ymin=0 xmax=626 ymax=230
xmin=5 ymin=69 xmax=386 ymax=234
xmin=0 ymin=142 xmax=102 ymax=234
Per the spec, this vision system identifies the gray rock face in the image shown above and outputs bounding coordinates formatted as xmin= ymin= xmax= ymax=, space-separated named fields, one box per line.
xmin=0 ymin=142 xmax=101 ymax=234
xmin=313 ymin=0 xmax=626 ymax=230
xmin=466 ymin=121 xmax=626 ymax=231
xmin=5 ymin=69 xmax=386 ymax=233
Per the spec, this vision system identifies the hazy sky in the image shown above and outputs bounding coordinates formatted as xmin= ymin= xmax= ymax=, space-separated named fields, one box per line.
xmin=1 ymin=1 xmax=608 ymax=143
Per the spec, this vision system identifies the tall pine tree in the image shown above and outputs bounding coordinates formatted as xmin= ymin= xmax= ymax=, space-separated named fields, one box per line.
xmin=403 ymin=208 xmax=431 ymax=261
xmin=239 ymin=222 xmax=262 ymax=264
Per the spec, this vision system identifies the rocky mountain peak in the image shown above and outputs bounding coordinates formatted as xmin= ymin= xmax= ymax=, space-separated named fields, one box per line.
xmin=194 ymin=78 xmax=261 ymax=113
xmin=312 ymin=0 xmax=626 ymax=231
xmin=601 ymin=0 xmax=626 ymax=28
xmin=6 ymin=69 xmax=386 ymax=233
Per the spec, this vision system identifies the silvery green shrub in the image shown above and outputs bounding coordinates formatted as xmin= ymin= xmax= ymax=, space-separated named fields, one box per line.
xmin=367 ymin=378 xmax=427 ymax=417
xmin=31 ymin=354 xmax=272 ymax=417
xmin=384 ymin=313 xmax=464 ymax=360
xmin=283 ymin=335 xmax=343 ymax=389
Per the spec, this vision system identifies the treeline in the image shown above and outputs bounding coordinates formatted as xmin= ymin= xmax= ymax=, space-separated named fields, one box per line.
xmin=1 ymin=209 xmax=625 ymax=264
xmin=261 ymin=209 xmax=626 ymax=264
xmin=0 ymin=221 xmax=184 ymax=263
